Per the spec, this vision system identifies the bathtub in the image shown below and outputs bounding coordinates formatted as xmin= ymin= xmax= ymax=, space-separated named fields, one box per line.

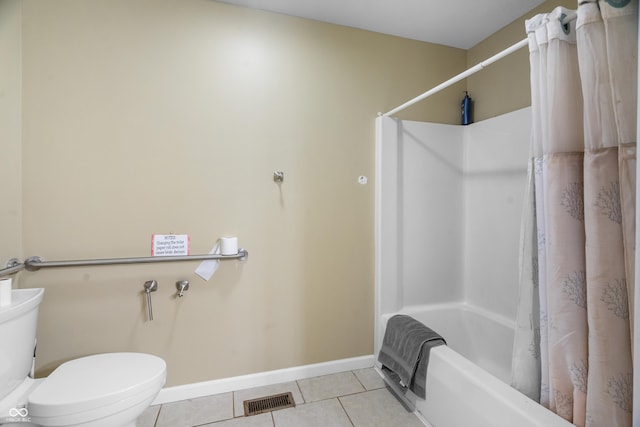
xmin=377 ymin=303 xmax=572 ymax=427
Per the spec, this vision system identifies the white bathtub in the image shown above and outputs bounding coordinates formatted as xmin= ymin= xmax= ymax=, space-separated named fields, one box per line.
xmin=378 ymin=303 xmax=572 ymax=427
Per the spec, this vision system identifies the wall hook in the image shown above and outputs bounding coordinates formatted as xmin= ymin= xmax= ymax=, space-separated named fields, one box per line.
xmin=273 ymin=171 xmax=284 ymax=183
xmin=176 ymin=280 xmax=189 ymax=298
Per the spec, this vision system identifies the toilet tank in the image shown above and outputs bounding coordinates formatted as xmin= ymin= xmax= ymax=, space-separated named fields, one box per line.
xmin=0 ymin=288 xmax=44 ymax=400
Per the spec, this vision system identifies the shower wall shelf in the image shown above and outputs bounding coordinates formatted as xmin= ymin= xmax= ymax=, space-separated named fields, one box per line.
xmin=0 ymin=249 xmax=248 ymax=277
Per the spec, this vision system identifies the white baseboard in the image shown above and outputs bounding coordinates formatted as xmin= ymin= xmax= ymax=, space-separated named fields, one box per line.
xmin=153 ymin=354 xmax=375 ymax=405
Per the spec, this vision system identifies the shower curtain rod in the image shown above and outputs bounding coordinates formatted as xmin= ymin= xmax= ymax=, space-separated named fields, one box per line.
xmin=381 ymin=38 xmax=528 ymax=117
xmin=381 ymin=11 xmax=577 ymax=118
xmin=0 ymin=249 xmax=248 ymax=277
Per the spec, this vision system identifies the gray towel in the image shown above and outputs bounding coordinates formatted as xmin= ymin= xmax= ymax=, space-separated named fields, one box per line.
xmin=378 ymin=315 xmax=446 ymax=399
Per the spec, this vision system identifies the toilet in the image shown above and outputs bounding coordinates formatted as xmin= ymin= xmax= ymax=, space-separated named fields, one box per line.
xmin=0 ymin=288 xmax=166 ymax=427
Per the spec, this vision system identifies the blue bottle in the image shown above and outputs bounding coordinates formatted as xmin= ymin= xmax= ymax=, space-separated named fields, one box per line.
xmin=461 ymin=91 xmax=472 ymax=125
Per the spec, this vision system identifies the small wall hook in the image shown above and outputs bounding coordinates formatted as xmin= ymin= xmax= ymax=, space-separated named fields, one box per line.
xmin=273 ymin=171 xmax=284 ymax=183
xmin=176 ymin=280 xmax=189 ymax=298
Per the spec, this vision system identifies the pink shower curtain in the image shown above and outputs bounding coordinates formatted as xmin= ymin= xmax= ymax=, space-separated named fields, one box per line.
xmin=511 ymin=1 xmax=637 ymax=426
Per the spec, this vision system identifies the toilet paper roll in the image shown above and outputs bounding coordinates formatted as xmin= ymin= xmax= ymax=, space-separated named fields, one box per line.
xmin=0 ymin=278 xmax=12 ymax=307
xmin=220 ymin=236 xmax=239 ymax=255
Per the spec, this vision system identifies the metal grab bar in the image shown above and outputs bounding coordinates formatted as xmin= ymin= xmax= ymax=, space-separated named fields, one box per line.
xmin=0 ymin=259 xmax=25 ymax=277
xmin=22 ymin=248 xmax=248 ymax=271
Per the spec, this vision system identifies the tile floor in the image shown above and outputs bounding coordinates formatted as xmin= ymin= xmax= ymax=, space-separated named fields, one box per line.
xmin=138 ymin=368 xmax=425 ymax=427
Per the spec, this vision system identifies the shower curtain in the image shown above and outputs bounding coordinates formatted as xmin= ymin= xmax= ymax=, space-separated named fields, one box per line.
xmin=511 ymin=1 xmax=637 ymax=426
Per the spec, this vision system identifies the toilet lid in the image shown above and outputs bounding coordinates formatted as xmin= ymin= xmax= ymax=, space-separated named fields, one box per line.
xmin=28 ymin=352 xmax=166 ymax=418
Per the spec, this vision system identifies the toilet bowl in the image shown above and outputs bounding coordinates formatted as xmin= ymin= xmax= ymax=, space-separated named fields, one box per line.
xmin=0 ymin=289 xmax=166 ymax=427
xmin=27 ymin=352 xmax=166 ymax=427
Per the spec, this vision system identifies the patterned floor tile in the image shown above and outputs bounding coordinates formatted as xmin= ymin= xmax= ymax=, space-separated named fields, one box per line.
xmin=340 ymin=388 xmax=424 ymax=427
xmin=353 ymin=367 xmax=386 ymax=390
xmin=297 ymin=371 xmax=365 ymax=402
xmin=156 ymin=393 xmax=233 ymax=427
xmin=272 ymin=398 xmax=352 ymax=427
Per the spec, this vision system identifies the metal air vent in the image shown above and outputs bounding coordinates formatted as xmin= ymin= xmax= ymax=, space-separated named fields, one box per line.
xmin=243 ymin=392 xmax=295 ymax=416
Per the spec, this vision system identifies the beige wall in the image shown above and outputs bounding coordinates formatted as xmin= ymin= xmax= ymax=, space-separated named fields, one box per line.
xmin=17 ymin=0 xmax=467 ymax=387
xmin=9 ymin=0 xmax=579 ymax=388
xmin=467 ymin=0 xmax=576 ymax=121
xmin=0 ymin=0 xmax=22 ymax=272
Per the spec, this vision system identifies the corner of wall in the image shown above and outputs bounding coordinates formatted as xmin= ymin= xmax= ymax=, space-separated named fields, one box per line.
xmin=0 ymin=0 xmax=23 ymax=280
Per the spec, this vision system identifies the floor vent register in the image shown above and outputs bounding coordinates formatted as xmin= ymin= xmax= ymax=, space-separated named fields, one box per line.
xmin=243 ymin=392 xmax=296 ymax=416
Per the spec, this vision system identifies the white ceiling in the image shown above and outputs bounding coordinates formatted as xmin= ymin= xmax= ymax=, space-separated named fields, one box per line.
xmin=217 ymin=0 xmax=546 ymax=49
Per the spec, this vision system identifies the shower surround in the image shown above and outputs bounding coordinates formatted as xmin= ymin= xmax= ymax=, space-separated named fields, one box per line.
xmin=375 ymin=108 xmax=572 ymax=425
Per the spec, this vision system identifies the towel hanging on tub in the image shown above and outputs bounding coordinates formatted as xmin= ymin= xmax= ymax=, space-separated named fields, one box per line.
xmin=378 ymin=314 xmax=446 ymax=399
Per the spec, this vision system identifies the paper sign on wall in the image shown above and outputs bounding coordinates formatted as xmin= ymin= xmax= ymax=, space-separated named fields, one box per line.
xmin=151 ymin=234 xmax=190 ymax=256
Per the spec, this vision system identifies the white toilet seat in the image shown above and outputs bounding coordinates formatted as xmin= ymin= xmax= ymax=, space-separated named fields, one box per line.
xmin=27 ymin=353 xmax=166 ymax=425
